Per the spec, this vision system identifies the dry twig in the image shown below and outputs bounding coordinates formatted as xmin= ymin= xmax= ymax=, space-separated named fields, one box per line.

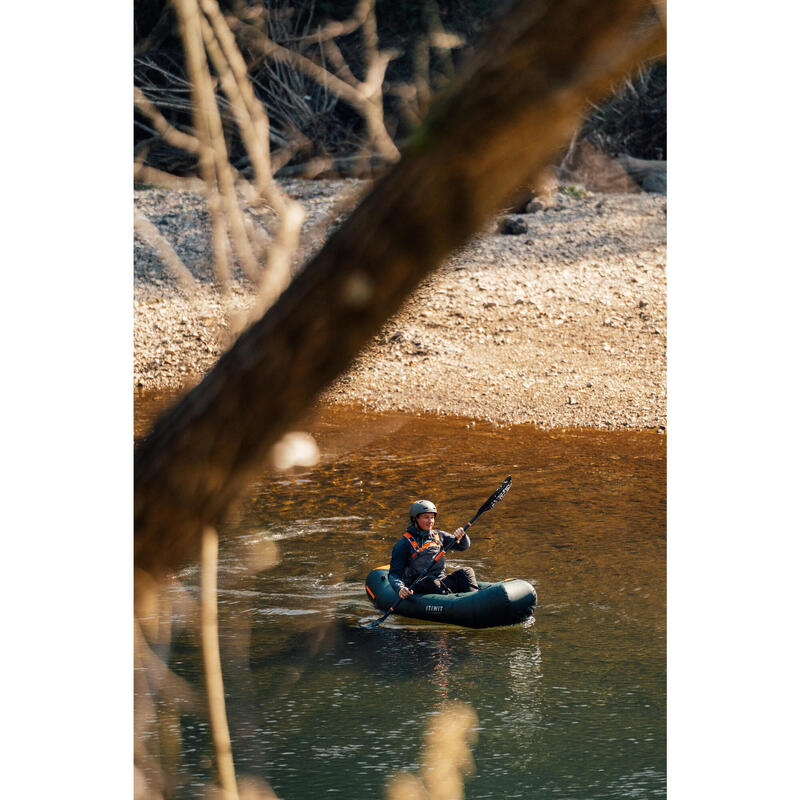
xmin=201 ymin=525 xmax=240 ymax=799
xmin=239 ymin=0 xmax=400 ymax=161
xmin=140 ymin=0 xmax=307 ymax=314
xmin=197 ymin=0 xmax=306 ymax=311
xmin=173 ymin=0 xmax=234 ymax=292
xmin=134 ymin=208 xmax=199 ymax=291
xmin=135 ymin=85 xmax=200 ymax=154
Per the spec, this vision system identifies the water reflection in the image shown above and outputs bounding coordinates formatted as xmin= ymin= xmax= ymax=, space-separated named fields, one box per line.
xmin=134 ymin=399 xmax=665 ymax=799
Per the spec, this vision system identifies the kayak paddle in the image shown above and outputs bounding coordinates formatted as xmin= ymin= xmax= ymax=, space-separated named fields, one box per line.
xmin=364 ymin=476 xmax=512 ymax=629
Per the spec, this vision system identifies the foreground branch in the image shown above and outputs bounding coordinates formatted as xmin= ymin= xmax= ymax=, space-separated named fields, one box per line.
xmin=135 ymin=0 xmax=665 ymax=576
xmin=200 ymin=526 xmax=239 ymax=799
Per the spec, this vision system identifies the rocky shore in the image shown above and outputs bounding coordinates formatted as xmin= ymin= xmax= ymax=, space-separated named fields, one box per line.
xmin=134 ymin=179 xmax=666 ymax=430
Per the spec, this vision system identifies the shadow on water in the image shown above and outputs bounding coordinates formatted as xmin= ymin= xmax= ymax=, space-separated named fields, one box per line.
xmin=135 ymin=397 xmax=665 ymax=799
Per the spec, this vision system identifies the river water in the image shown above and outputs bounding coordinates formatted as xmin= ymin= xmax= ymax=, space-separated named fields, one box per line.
xmin=135 ymin=399 xmax=666 ymax=799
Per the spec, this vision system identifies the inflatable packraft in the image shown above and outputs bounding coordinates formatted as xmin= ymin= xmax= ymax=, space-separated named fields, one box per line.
xmin=364 ymin=566 xmax=536 ymax=628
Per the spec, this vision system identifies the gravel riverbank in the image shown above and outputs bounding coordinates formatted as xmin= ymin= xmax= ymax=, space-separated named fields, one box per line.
xmin=134 ymin=179 xmax=666 ymax=430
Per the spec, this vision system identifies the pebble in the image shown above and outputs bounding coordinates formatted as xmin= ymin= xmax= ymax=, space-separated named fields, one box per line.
xmin=499 ymin=217 xmax=528 ymax=235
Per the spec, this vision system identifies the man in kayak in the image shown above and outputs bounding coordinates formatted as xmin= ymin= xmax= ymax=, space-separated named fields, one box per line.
xmin=388 ymin=500 xmax=480 ymax=598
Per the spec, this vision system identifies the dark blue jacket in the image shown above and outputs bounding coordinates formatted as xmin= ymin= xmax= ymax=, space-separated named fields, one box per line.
xmin=387 ymin=523 xmax=471 ymax=593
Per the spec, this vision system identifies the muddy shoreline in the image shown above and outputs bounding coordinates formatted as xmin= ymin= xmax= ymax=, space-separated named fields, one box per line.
xmin=134 ymin=180 xmax=665 ymax=430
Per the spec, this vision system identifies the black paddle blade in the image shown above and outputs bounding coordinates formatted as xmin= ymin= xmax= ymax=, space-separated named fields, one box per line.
xmin=476 ymin=475 xmax=512 ymax=516
xmin=364 ymin=609 xmax=393 ymax=629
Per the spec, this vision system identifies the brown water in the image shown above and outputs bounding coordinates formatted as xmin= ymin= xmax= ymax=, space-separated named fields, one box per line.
xmin=135 ymin=398 xmax=666 ymax=799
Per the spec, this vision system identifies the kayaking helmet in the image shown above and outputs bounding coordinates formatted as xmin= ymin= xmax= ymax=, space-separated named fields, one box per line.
xmin=410 ymin=500 xmax=437 ymax=523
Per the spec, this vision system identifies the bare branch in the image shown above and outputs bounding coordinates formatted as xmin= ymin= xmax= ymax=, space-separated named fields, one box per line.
xmin=360 ymin=0 xmax=379 ymax=67
xmin=172 ymin=0 xmax=233 ymax=292
xmin=321 ymin=38 xmax=359 ymax=87
xmin=194 ymin=3 xmax=305 ymax=314
xmin=429 ymin=31 xmax=466 ymax=51
xmin=134 ymin=162 xmax=205 ymax=192
xmin=198 ymin=0 xmax=275 ymax=191
xmin=257 ymin=36 xmax=365 ymax=111
xmin=135 ymin=3 xmax=175 ymax=56
xmin=294 ymin=0 xmax=372 ymax=45
xmin=269 ymin=129 xmax=312 ymax=172
xmin=247 ymin=22 xmax=400 ymax=160
xmin=425 ymin=0 xmax=460 ymax=82
xmin=200 ymin=526 xmax=239 ymax=799
xmin=134 ymin=208 xmax=199 ymax=291
xmin=134 ymin=623 xmax=204 ymax=714
xmin=134 ymin=86 xmax=200 ymax=154
xmin=198 ymin=0 xmax=307 ymax=304
xmin=361 ymin=47 xmax=400 ymax=100
xmin=188 ymin=0 xmax=261 ymax=283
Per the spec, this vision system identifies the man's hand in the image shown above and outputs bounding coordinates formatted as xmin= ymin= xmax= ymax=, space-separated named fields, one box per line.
xmin=454 ymin=526 xmax=466 ymax=542
xmin=398 ymin=587 xmax=413 ymax=599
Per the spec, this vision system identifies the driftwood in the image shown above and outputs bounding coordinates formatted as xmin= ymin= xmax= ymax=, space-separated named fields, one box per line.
xmin=134 ymin=0 xmax=666 ymax=577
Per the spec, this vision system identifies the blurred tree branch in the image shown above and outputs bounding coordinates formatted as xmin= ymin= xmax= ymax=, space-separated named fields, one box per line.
xmin=134 ymin=207 xmax=199 ymax=291
xmin=200 ymin=525 xmax=240 ymax=798
xmin=135 ymin=0 xmax=666 ymax=577
xmin=140 ymin=0 xmax=306 ymax=311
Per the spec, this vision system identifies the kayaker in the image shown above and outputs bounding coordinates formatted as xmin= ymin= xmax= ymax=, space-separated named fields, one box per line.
xmin=388 ymin=500 xmax=479 ymax=598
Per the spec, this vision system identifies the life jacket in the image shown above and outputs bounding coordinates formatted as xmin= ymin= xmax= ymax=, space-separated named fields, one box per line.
xmin=402 ymin=529 xmax=446 ymax=582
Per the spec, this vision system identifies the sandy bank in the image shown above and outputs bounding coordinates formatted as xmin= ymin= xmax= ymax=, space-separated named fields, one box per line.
xmin=134 ymin=180 xmax=665 ymax=430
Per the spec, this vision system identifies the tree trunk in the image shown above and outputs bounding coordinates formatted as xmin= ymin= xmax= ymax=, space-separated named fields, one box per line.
xmin=134 ymin=0 xmax=665 ymax=576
